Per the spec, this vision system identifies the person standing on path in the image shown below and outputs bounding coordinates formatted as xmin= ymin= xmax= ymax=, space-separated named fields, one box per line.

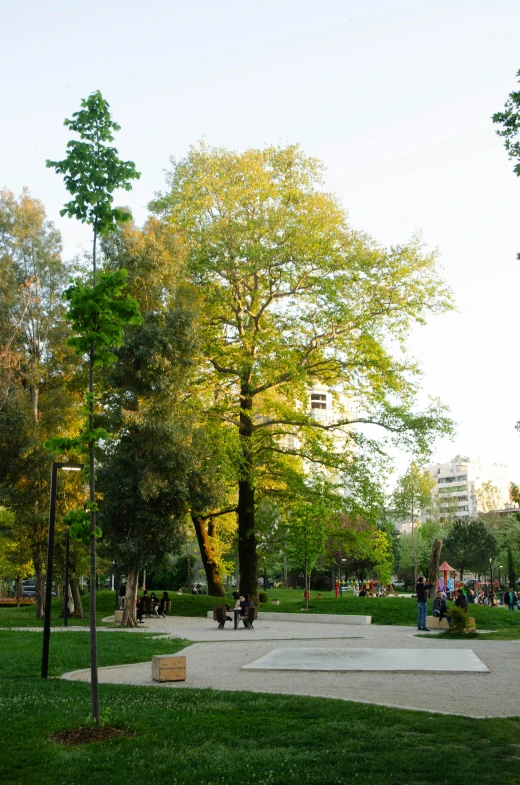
xmin=416 ymin=576 xmax=433 ymax=631
xmin=118 ymin=582 xmax=126 ymax=610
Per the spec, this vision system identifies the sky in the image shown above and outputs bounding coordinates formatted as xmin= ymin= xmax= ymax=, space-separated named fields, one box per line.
xmin=2 ymin=0 xmax=520 ymax=482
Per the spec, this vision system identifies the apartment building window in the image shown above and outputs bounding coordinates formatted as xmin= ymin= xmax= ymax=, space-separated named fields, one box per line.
xmin=311 ymin=394 xmax=327 ymax=410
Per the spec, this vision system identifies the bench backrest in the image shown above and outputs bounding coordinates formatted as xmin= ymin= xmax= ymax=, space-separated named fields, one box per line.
xmin=213 ymin=606 xmax=227 ymax=621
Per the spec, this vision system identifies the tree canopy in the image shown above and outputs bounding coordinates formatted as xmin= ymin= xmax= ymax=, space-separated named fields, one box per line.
xmin=151 ymin=143 xmax=454 ymax=598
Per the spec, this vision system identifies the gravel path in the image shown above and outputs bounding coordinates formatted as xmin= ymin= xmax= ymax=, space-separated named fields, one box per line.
xmin=62 ymin=616 xmax=520 ymax=718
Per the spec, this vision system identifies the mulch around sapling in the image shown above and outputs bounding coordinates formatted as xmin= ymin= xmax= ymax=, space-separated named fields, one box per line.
xmin=49 ymin=725 xmax=138 ymax=745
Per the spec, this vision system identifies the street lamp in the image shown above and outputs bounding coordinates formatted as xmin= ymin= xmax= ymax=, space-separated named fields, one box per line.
xmin=340 ymin=558 xmax=346 ymax=597
xmin=498 ymin=565 xmax=503 ymax=588
xmin=489 ymin=558 xmax=494 ymax=606
xmin=42 ymin=462 xmax=83 ymax=679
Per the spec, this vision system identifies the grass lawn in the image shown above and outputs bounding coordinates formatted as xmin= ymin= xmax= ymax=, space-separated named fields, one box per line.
xmin=2 ymin=589 xmax=520 ymax=633
xmin=0 ymin=591 xmax=119 ymax=628
xmin=431 ymin=627 xmax=520 ymax=640
xmin=1 ymin=630 xmax=520 ymax=785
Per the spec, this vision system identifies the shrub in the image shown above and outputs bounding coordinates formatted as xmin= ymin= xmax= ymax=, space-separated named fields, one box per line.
xmin=258 ymin=591 xmax=268 ymax=603
xmin=449 ymin=605 xmax=471 ymax=633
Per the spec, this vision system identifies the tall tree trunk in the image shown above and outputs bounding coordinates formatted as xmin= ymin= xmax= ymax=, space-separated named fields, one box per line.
xmin=411 ymin=518 xmax=418 ymax=586
xmin=122 ymin=567 xmax=138 ymax=627
xmin=34 ymin=546 xmax=45 ymax=619
xmin=30 ymin=385 xmax=39 ymax=423
xmin=428 ymin=538 xmax=442 ymax=598
xmin=70 ymin=576 xmax=84 ymax=618
xmin=238 ymin=386 xmax=258 ymax=603
xmin=88 ymin=342 xmax=100 ymax=726
xmin=16 ymin=576 xmax=21 ymax=607
xmin=192 ymin=514 xmax=226 ymax=597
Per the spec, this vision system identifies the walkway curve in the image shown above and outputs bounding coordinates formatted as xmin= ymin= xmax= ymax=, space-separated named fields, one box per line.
xmin=62 ymin=616 xmax=520 ymax=718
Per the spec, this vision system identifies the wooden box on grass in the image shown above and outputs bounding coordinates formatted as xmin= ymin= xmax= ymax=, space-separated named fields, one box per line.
xmin=114 ymin=610 xmax=123 ymax=623
xmin=152 ymin=655 xmax=186 ymax=682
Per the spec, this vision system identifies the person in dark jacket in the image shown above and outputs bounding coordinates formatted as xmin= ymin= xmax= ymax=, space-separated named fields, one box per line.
xmin=239 ymin=593 xmax=254 ymax=628
xmin=432 ymin=591 xmax=451 ymax=626
xmin=158 ymin=592 xmax=169 ymax=618
xmin=416 ymin=576 xmax=433 ymax=631
xmin=454 ymin=588 xmax=468 ymax=611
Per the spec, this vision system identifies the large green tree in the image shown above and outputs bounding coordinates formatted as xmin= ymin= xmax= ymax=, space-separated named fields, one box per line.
xmin=97 ymin=218 xmax=210 ymax=621
xmin=151 ymin=143 xmax=454 ymax=600
xmin=443 ymin=520 xmax=497 ymax=581
xmin=493 ymin=70 xmax=520 ymax=259
xmin=0 ymin=188 xmax=81 ymax=617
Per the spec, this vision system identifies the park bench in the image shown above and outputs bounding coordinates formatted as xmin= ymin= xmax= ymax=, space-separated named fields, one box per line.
xmin=213 ymin=606 xmax=232 ymax=629
xmin=212 ymin=605 xmax=258 ymax=629
xmin=241 ymin=606 xmax=257 ymax=629
xmin=426 ymin=615 xmax=449 ymax=630
xmin=426 ymin=615 xmax=476 ymax=631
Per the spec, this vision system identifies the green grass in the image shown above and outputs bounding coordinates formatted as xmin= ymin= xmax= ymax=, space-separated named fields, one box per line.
xmin=431 ymin=627 xmax=520 ymax=641
xmin=0 ymin=590 xmax=118 ymax=628
xmin=1 ymin=630 xmax=520 ymax=785
xmin=254 ymin=589 xmax=520 ymax=630
xmin=0 ymin=629 xmax=189 ymax=680
xmin=2 ymin=589 xmax=519 ymax=634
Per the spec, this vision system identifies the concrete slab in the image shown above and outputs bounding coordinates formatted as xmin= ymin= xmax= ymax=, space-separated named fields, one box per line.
xmin=242 ymin=646 xmax=489 ymax=673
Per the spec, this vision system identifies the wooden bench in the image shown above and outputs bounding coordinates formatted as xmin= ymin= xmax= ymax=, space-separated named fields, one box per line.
xmin=426 ymin=615 xmax=449 ymax=630
xmin=426 ymin=615 xmax=476 ymax=631
xmin=213 ymin=606 xmax=232 ymax=629
xmin=240 ymin=606 xmax=258 ymax=630
xmin=152 ymin=655 xmax=186 ymax=682
xmin=158 ymin=600 xmax=171 ymax=617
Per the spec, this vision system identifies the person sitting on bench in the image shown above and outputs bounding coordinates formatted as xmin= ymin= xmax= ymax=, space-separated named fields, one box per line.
xmin=239 ymin=593 xmax=254 ymax=628
xmin=432 ymin=591 xmax=451 ymax=625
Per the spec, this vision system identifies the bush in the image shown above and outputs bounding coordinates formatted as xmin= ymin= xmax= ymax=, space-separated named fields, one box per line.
xmin=449 ymin=606 xmax=471 ymax=633
xmin=258 ymin=591 xmax=268 ymax=603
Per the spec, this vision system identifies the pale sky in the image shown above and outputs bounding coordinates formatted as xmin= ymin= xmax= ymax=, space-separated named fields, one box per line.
xmin=2 ymin=0 xmax=520 ymax=481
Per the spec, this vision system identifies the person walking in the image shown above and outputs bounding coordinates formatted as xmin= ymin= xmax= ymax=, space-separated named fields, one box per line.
xmin=416 ymin=576 xmax=433 ymax=631
xmin=504 ymin=588 xmax=516 ymax=611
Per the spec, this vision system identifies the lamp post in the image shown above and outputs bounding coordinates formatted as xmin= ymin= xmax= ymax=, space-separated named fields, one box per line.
xmin=42 ymin=462 xmax=83 ymax=679
xmin=489 ymin=558 xmax=494 ymax=606
xmin=340 ymin=558 xmax=346 ymax=596
xmin=64 ymin=525 xmax=71 ymax=627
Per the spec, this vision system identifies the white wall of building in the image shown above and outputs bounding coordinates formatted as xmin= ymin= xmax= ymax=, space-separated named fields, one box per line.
xmin=426 ymin=455 xmax=511 ymax=520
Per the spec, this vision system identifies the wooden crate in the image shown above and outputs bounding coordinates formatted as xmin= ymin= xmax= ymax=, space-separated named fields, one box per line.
xmin=114 ymin=610 xmax=123 ymax=623
xmin=152 ymin=655 xmax=186 ymax=682
xmin=426 ymin=615 xmax=449 ymax=630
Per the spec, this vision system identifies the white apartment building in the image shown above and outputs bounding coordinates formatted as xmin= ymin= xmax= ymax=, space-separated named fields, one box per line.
xmin=281 ymin=384 xmax=357 ymax=496
xmin=426 ymin=455 xmax=511 ymax=520
xmin=309 ymin=384 xmax=357 ymax=496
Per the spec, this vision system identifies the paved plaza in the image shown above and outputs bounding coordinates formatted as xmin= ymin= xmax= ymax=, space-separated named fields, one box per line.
xmin=58 ymin=615 xmax=520 ymax=718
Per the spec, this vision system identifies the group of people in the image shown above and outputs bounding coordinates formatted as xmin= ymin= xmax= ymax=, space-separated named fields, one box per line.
xmin=416 ymin=576 xmax=470 ymax=631
xmin=228 ymin=591 xmax=254 ymax=627
xmin=136 ymin=590 xmax=170 ymax=622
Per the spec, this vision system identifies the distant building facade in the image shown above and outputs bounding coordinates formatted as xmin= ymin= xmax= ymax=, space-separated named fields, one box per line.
xmin=281 ymin=384 xmax=357 ymax=496
xmin=426 ymin=455 xmax=512 ymax=521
